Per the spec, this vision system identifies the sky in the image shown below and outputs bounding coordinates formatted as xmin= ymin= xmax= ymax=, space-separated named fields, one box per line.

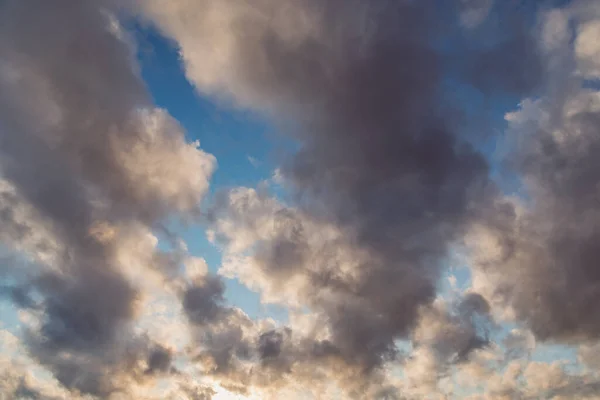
xmin=1 ymin=0 xmax=600 ymax=399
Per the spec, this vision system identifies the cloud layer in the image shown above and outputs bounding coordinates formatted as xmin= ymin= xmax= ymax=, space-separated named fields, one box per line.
xmin=1 ymin=0 xmax=600 ymax=399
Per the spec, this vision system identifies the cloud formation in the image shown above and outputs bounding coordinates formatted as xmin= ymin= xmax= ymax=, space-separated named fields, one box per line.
xmin=467 ymin=0 xmax=600 ymax=343
xmin=141 ymin=1 xmax=502 ymax=393
xmin=2 ymin=0 xmax=600 ymax=399
xmin=0 ymin=0 xmax=214 ymax=397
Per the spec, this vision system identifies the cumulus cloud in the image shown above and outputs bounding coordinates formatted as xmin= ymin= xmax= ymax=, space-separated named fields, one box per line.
xmin=178 ymin=270 xmax=366 ymax=397
xmin=139 ymin=0 xmax=508 ymax=392
xmin=467 ymin=0 xmax=600 ymax=343
xmin=0 ymin=0 xmax=214 ymax=397
xmin=134 ymin=0 xmax=577 ymax=396
xmin=400 ymin=293 xmax=494 ymax=394
xmin=3 ymin=0 xmax=600 ymax=399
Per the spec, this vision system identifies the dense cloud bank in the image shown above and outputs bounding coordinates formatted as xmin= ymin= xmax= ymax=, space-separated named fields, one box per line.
xmin=1 ymin=0 xmax=600 ymax=399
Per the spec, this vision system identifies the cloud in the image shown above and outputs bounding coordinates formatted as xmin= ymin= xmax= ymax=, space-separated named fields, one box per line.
xmin=3 ymin=0 xmax=600 ymax=398
xmin=459 ymin=0 xmax=494 ymax=28
xmin=466 ymin=0 xmax=600 ymax=343
xmin=145 ymin=345 xmax=174 ymax=375
xmin=247 ymin=156 xmax=260 ymax=168
xmin=0 ymin=0 xmax=214 ymax=397
xmin=183 ymin=275 xmax=230 ymax=326
xmin=145 ymin=0 xmax=489 ymax=359
xmin=575 ymin=19 xmax=600 ymax=78
xmin=136 ymin=0 xmax=550 ymax=396
xmin=401 ymin=293 xmax=494 ymax=394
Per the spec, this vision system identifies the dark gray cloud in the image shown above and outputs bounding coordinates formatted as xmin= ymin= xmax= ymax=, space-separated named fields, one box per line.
xmin=467 ymin=0 xmax=600 ymax=344
xmin=479 ymin=105 xmax=600 ymax=341
xmin=0 ymin=284 xmax=37 ymax=309
xmin=419 ymin=294 xmax=492 ymax=362
xmin=179 ymin=271 xmax=393 ymax=396
xmin=0 ymin=0 xmax=214 ymax=397
xmin=167 ymin=0 xmax=495 ymax=377
xmin=454 ymin=293 xmax=492 ymax=363
xmin=1 ymin=0 xmax=588 ymax=398
xmin=0 ymin=1 xmax=141 ymax=392
xmin=183 ymin=276 xmax=228 ymax=326
xmin=257 ymin=329 xmax=288 ymax=361
xmin=182 ymin=276 xmax=254 ymax=382
xmin=35 ymin=269 xmax=135 ymax=352
xmin=143 ymin=0 xmax=546 ymax=394
xmin=146 ymin=345 xmax=174 ymax=375
xmin=13 ymin=379 xmax=45 ymax=400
